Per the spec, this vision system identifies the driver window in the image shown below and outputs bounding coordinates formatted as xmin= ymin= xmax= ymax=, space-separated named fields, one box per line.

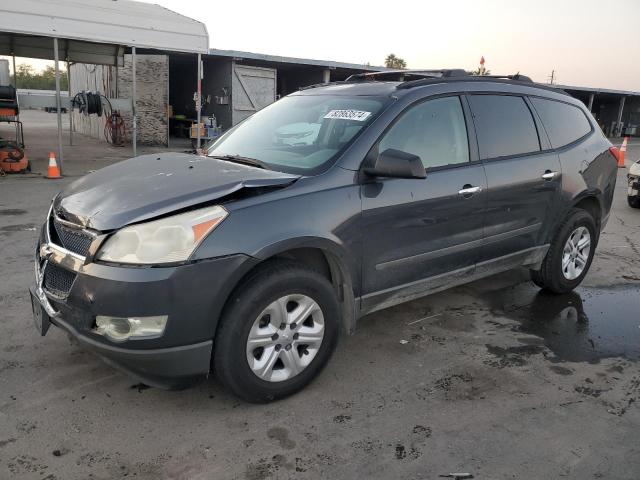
xmin=379 ymin=96 xmax=470 ymax=169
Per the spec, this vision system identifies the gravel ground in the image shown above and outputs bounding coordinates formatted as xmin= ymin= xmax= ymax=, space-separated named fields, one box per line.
xmin=1 ymin=115 xmax=639 ymax=479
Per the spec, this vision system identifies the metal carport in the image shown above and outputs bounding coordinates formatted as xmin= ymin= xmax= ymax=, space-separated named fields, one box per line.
xmin=0 ymin=0 xmax=209 ymax=173
xmin=558 ymin=84 xmax=640 ymax=137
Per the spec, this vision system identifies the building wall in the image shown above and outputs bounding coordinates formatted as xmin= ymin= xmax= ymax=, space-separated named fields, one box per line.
xmin=118 ymin=54 xmax=168 ymax=146
xmin=70 ymin=54 xmax=168 ymax=146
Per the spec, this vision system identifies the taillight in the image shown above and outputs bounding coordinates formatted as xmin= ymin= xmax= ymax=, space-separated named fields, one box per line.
xmin=609 ymin=146 xmax=621 ymax=162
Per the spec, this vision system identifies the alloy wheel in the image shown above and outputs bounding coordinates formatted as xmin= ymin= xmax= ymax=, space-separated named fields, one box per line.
xmin=246 ymin=294 xmax=325 ymax=382
xmin=561 ymin=226 xmax=591 ymax=280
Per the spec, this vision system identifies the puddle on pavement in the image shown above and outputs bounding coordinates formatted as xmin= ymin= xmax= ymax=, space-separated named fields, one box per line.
xmin=485 ymin=285 xmax=640 ymax=363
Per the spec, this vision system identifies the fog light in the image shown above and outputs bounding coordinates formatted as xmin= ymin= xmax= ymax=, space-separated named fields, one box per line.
xmin=94 ymin=315 xmax=168 ymax=342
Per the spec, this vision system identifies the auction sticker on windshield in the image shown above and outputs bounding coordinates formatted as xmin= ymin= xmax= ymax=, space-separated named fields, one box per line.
xmin=324 ymin=110 xmax=372 ymax=121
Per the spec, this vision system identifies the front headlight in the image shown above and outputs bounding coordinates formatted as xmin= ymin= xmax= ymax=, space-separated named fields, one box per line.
xmin=96 ymin=205 xmax=227 ymax=264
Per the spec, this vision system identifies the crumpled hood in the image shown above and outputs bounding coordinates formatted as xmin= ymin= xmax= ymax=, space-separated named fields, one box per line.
xmin=54 ymin=153 xmax=299 ymax=231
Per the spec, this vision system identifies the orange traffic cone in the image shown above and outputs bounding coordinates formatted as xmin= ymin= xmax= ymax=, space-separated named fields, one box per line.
xmin=46 ymin=151 xmax=62 ymax=179
xmin=618 ymin=137 xmax=629 ymax=168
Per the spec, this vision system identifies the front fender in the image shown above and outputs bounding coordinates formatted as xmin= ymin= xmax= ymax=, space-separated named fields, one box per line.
xmin=253 ymin=235 xmax=352 ymax=268
xmin=253 ymin=236 xmax=359 ymax=333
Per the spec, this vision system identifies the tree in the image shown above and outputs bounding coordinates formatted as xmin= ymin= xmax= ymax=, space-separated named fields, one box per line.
xmin=469 ymin=57 xmax=490 ymax=76
xmin=14 ymin=63 xmax=68 ymax=90
xmin=16 ymin=63 xmax=34 ymax=77
xmin=469 ymin=65 xmax=491 ymax=76
xmin=385 ymin=54 xmax=407 ymax=69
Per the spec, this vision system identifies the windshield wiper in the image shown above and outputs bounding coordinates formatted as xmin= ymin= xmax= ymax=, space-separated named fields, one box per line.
xmin=210 ymin=154 xmax=270 ymax=170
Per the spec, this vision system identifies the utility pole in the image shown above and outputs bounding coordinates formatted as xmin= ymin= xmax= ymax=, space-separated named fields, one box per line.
xmin=548 ymin=69 xmax=555 ymax=85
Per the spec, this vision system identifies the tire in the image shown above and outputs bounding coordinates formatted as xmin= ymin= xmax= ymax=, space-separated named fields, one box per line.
xmin=213 ymin=261 xmax=340 ymax=403
xmin=628 ymin=195 xmax=640 ymax=209
xmin=530 ymin=208 xmax=597 ymax=294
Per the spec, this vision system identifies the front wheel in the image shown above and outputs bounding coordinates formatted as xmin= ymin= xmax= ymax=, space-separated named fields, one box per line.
xmin=530 ymin=209 xmax=597 ymax=294
xmin=213 ymin=261 xmax=340 ymax=402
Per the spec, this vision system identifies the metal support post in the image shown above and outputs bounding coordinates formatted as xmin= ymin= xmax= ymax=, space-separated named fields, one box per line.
xmin=132 ymin=46 xmax=137 ymax=157
xmin=53 ymin=37 xmax=64 ymax=173
xmin=196 ymin=53 xmax=202 ymax=152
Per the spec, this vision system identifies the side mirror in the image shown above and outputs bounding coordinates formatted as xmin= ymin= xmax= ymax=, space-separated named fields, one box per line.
xmin=364 ymin=148 xmax=426 ymax=179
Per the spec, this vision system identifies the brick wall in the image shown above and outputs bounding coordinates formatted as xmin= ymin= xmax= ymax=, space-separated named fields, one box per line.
xmin=117 ymin=54 xmax=168 ymax=146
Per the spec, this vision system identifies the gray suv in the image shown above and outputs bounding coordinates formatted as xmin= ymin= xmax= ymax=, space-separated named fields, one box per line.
xmin=30 ymin=70 xmax=617 ymax=402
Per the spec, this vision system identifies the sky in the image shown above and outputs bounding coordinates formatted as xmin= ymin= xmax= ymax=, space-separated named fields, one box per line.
xmin=3 ymin=0 xmax=639 ymax=91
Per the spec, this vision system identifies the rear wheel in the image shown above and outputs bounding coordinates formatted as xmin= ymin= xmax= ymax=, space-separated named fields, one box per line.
xmin=628 ymin=195 xmax=640 ymax=209
xmin=530 ymin=209 xmax=597 ymax=293
xmin=213 ymin=261 xmax=340 ymax=403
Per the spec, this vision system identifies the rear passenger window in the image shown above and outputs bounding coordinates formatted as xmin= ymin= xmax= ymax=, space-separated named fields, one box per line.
xmin=468 ymin=95 xmax=540 ymax=159
xmin=378 ymin=96 xmax=469 ymax=169
xmin=530 ymin=97 xmax=592 ymax=148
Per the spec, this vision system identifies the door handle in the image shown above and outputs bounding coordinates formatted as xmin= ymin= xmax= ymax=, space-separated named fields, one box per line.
xmin=541 ymin=170 xmax=559 ymax=180
xmin=458 ymin=185 xmax=482 ymax=197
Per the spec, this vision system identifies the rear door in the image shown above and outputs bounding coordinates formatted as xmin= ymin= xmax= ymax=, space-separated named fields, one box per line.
xmin=466 ymin=94 xmax=562 ymax=262
xmin=360 ymin=95 xmax=487 ymax=310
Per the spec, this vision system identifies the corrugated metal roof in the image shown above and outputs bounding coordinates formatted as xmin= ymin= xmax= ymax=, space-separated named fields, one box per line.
xmin=557 ymin=84 xmax=640 ymax=97
xmin=0 ymin=0 xmax=208 ymax=60
xmin=209 ymin=48 xmax=387 ymax=72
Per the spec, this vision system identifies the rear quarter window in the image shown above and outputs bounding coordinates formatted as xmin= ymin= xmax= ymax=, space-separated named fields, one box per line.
xmin=468 ymin=95 xmax=540 ymax=159
xmin=530 ymin=97 xmax=593 ymax=148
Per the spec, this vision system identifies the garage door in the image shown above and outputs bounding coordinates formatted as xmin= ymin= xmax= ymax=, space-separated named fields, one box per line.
xmin=231 ymin=64 xmax=276 ymax=125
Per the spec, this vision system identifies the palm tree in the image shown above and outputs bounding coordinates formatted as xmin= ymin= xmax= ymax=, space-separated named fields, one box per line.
xmin=385 ymin=54 xmax=407 ymax=69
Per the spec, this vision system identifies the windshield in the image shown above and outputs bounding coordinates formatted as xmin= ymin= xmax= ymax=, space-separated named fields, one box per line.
xmin=207 ymin=94 xmax=389 ymax=174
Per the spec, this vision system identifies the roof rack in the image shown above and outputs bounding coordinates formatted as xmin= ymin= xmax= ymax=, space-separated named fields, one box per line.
xmin=476 ymin=73 xmax=533 ymax=82
xmin=345 ymin=69 xmax=468 ymax=82
xmin=298 ymin=70 xmax=541 ymax=93
xmin=296 ymin=71 xmax=457 ymax=91
xmin=397 ymin=72 xmax=534 ymax=90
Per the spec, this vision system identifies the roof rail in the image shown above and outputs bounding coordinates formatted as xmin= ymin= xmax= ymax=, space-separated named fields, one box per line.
xmin=397 ymin=72 xmax=535 ymax=90
xmin=345 ymin=69 xmax=468 ymax=82
xmin=297 ymin=71 xmax=540 ymax=93
xmin=477 ymin=73 xmax=533 ymax=82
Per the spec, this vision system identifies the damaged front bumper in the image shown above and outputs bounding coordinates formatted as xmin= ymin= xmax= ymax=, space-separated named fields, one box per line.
xmin=30 ymin=206 xmax=258 ymax=388
xmin=30 ymin=285 xmax=213 ymax=388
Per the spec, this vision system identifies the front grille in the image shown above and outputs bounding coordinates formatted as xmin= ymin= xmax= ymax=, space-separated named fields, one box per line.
xmin=43 ymin=263 xmax=77 ymax=297
xmin=52 ymin=219 xmax=93 ymax=256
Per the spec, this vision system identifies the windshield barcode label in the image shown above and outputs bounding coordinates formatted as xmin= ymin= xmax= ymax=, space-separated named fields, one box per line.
xmin=324 ymin=110 xmax=372 ymax=122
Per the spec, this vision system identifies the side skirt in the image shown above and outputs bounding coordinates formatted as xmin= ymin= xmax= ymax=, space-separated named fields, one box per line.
xmin=357 ymin=245 xmax=549 ymax=318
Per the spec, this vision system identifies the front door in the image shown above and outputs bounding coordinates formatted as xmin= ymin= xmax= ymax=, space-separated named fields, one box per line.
xmin=360 ymin=96 xmax=487 ymax=312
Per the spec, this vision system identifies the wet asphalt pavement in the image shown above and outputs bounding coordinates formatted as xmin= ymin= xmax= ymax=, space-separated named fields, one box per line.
xmin=1 ymin=134 xmax=640 ymax=479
